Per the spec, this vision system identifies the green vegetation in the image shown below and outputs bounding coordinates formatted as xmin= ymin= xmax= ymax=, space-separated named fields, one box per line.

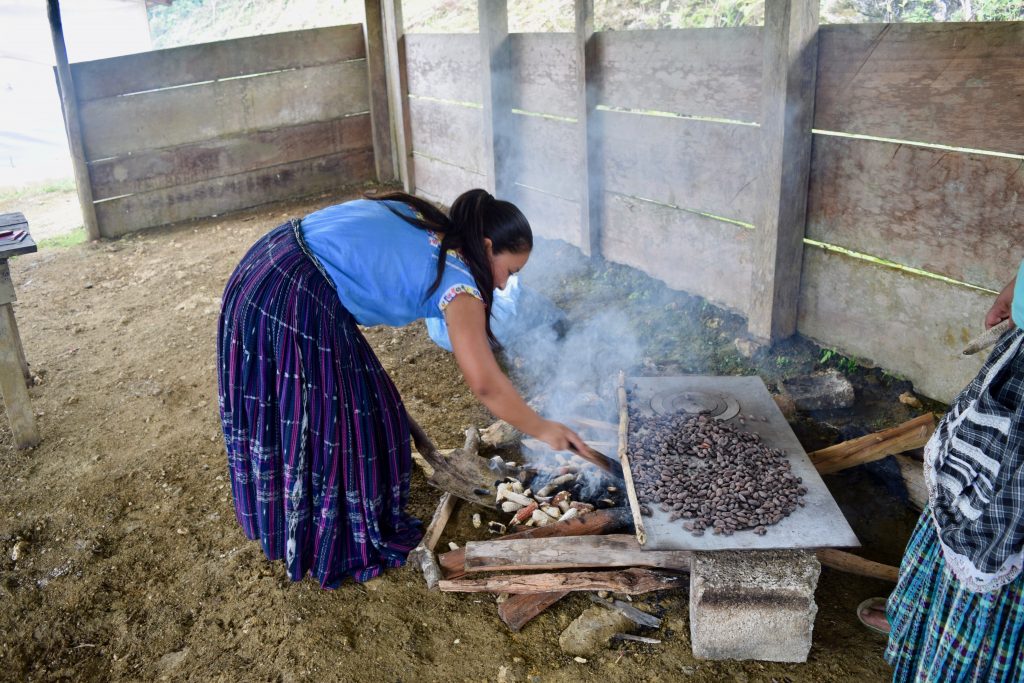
xmin=819 ymin=347 xmax=859 ymax=374
xmin=146 ymin=0 xmax=1023 ymax=46
xmin=0 ymin=179 xmax=76 ymax=205
xmin=36 ymin=227 xmax=87 ymax=250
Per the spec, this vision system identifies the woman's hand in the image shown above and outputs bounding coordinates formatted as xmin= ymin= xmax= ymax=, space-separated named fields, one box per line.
xmin=986 ymin=277 xmax=1016 ymax=329
xmin=535 ymin=419 xmax=588 ymax=454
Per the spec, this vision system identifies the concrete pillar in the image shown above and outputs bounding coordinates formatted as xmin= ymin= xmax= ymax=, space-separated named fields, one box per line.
xmin=690 ymin=549 xmax=820 ymax=662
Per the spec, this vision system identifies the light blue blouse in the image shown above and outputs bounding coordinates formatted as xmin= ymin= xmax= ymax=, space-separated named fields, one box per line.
xmin=1013 ymin=259 xmax=1024 ymax=328
xmin=300 ymin=199 xmax=482 ymax=327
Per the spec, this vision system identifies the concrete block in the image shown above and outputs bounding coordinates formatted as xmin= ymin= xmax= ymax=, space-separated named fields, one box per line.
xmin=689 ymin=550 xmax=820 ymax=662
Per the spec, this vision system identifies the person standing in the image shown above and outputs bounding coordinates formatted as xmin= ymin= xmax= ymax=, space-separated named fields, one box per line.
xmin=880 ymin=263 xmax=1024 ymax=681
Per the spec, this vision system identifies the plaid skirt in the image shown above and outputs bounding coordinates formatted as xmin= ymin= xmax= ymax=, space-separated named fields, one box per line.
xmin=217 ymin=221 xmax=423 ymax=588
xmin=885 ymin=510 xmax=1024 ymax=682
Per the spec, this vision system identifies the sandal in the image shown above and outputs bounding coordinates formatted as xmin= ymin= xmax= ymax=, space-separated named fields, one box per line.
xmin=857 ymin=597 xmax=891 ymax=636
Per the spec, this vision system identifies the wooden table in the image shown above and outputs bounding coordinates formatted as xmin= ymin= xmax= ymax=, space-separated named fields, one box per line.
xmin=0 ymin=213 xmax=39 ymax=449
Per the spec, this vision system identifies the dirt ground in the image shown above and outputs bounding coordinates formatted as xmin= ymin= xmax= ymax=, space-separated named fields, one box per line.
xmin=0 ymin=185 xmax=930 ymax=682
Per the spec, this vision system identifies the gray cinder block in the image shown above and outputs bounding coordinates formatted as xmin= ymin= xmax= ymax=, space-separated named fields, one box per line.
xmin=690 ymin=550 xmax=820 ymax=662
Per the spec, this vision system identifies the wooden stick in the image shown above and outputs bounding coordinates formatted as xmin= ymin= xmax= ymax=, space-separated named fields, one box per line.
xmin=439 ymin=568 xmax=684 ymax=595
xmin=816 ymin=548 xmax=899 ymax=583
xmin=618 ymin=371 xmax=648 ymax=545
xmin=589 ymin=594 xmax=662 ymax=628
xmin=464 ymin=534 xmax=692 ymax=573
xmin=810 ymin=414 xmax=935 ymax=475
xmin=612 ymin=634 xmax=662 ymax=645
xmin=439 ymin=507 xmax=632 ymax=580
xmin=409 ymin=493 xmax=458 ymax=590
xmin=894 ymin=454 xmax=927 ymax=510
xmin=497 ymin=591 xmax=570 ymax=632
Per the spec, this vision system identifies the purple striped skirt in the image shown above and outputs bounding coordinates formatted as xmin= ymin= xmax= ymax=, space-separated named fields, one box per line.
xmin=217 ymin=220 xmax=423 ymax=587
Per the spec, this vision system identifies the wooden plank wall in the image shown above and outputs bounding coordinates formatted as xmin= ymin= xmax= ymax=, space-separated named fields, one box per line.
xmin=72 ymin=25 xmax=376 ymax=238
xmin=400 ymin=20 xmax=1022 ymax=401
xmin=405 ymin=34 xmax=487 ymax=205
xmin=594 ymin=28 xmax=763 ymax=315
xmin=802 ymin=22 xmax=1024 ymax=401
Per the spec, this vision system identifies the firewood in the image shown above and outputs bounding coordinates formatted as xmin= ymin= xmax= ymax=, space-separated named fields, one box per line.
xmin=464 ymin=534 xmax=692 ymax=573
xmin=816 ymin=548 xmax=898 ymax=583
xmin=497 ymin=592 xmax=570 ymax=631
xmin=893 ymin=454 xmax=927 ymax=510
xmin=439 ymin=568 xmax=684 ymax=595
xmin=809 ymin=414 xmax=935 ymax=475
xmin=588 ymin=594 xmax=662 ymax=628
xmin=408 ymin=492 xmax=458 ymax=590
xmin=617 ymin=371 xmax=648 ymax=545
xmin=439 ymin=507 xmax=632 ymax=580
xmin=407 ymin=417 xmax=493 ymax=506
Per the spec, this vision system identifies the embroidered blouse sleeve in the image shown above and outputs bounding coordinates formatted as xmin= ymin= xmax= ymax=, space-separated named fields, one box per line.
xmin=435 ymin=253 xmax=483 ymax=314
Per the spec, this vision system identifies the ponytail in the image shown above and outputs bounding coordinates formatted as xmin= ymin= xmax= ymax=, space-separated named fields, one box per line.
xmin=366 ymin=188 xmax=532 ymax=346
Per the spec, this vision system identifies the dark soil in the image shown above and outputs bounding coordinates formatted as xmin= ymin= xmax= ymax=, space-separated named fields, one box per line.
xmin=0 ymin=185 xmax=931 ymax=681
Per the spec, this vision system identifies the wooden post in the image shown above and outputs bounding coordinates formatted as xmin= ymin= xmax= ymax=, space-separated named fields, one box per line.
xmin=381 ymin=0 xmax=414 ymax=191
xmin=364 ymin=0 xmax=396 ymax=183
xmin=748 ymin=0 xmax=819 ymax=342
xmin=478 ymin=0 xmax=513 ymax=197
xmin=574 ymin=0 xmax=601 ymax=257
xmin=46 ymin=0 xmax=100 ymax=241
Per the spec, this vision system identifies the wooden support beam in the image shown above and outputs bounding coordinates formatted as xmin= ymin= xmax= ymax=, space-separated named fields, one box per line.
xmin=816 ymin=548 xmax=898 ymax=583
xmin=574 ymin=0 xmax=601 ymax=257
xmin=440 ymin=507 xmax=632 ymax=580
xmin=382 ymin=0 xmax=414 ymax=191
xmin=809 ymin=413 xmax=935 ymax=475
xmin=478 ymin=0 xmax=513 ymax=197
xmin=0 ymin=297 xmax=39 ymax=449
xmin=440 ymin=567 xmax=685 ymax=595
xmin=464 ymin=534 xmax=692 ymax=573
xmin=364 ymin=0 xmax=396 ymax=182
xmin=46 ymin=0 xmax=100 ymax=241
xmin=498 ymin=591 xmax=571 ymax=631
xmin=409 ymin=492 xmax=458 ymax=590
xmin=748 ymin=0 xmax=819 ymax=342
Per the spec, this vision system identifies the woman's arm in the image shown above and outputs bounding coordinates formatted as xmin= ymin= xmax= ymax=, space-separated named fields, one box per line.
xmin=986 ymin=276 xmax=1017 ymax=329
xmin=444 ymin=293 xmax=588 ymax=452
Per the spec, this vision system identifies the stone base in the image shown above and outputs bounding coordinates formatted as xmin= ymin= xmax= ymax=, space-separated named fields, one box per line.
xmin=690 ymin=550 xmax=820 ymax=662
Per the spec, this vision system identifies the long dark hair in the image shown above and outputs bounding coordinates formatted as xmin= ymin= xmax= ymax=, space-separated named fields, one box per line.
xmin=366 ymin=188 xmax=533 ymax=345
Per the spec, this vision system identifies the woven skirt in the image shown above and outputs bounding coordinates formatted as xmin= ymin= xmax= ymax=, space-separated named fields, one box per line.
xmin=217 ymin=221 xmax=423 ymax=588
xmin=885 ymin=510 xmax=1024 ymax=682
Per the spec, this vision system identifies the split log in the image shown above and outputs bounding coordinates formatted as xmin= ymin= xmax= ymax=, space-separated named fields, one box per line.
xmin=439 ymin=507 xmax=632 ymax=580
xmin=497 ymin=591 xmax=571 ymax=632
xmin=408 ymin=417 xmax=494 ymax=506
xmin=894 ymin=454 xmax=927 ymax=511
xmin=816 ymin=548 xmax=899 ymax=583
xmin=589 ymin=594 xmax=662 ymax=628
xmin=439 ymin=567 xmax=684 ymax=595
xmin=408 ymin=492 xmax=458 ymax=590
xmin=810 ymin=414 xmax=935 ymax=475
xmin=464 ymin=534 xmax=692 ymax=573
